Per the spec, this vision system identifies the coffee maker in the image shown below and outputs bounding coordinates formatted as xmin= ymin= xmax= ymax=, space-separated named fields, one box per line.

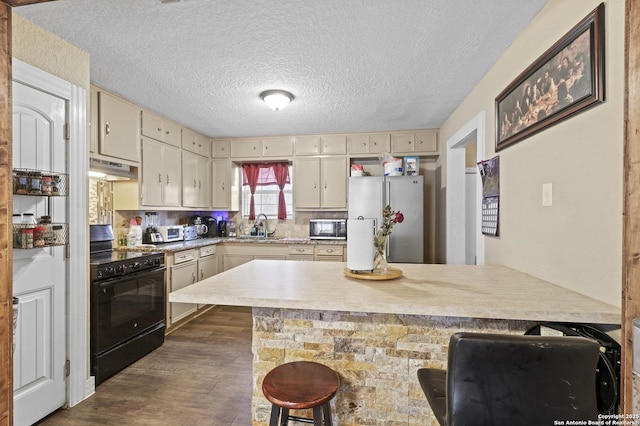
xmin=203 ymin=216 xmax=218 ymax=238
xmin=142 ymin=212 xmax=163 ymax=244
xmin=218 ymin=220 xmax=228 ymax=237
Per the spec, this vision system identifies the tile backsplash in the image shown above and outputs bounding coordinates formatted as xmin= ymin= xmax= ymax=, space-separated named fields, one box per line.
xmin=90 ymin=180 xmax=347 ymax=239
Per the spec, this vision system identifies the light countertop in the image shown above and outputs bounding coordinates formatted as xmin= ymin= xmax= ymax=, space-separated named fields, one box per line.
xmin=116 ymin=237 xmax=345 ymax=253
xmin=169 ymin=260 xmax=620 ymax=324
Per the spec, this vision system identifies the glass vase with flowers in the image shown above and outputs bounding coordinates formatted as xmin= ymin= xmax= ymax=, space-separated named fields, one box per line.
xmin=373 ymin=205 xmax=404 ymax=275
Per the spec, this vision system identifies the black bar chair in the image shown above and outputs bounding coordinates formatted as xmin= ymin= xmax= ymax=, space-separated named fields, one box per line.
xmin=417 ymin=332 xmax=600 ymax=426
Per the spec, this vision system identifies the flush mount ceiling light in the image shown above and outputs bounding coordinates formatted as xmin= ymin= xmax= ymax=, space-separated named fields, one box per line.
xmin=260 ymin=90 xmax=294 ymax=111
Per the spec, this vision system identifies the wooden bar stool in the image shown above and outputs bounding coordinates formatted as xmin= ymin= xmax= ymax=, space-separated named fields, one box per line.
xmin=262 ymin=361 xmax=339 ymax=426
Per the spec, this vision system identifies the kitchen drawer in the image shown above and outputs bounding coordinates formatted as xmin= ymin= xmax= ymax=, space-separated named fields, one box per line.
xmin=288 ymin=246 xmax=314 ymax=256
xmin=315 ymin=246 xmax=343 ymax=256
xmin=174 ymin=249 xmax=196 ymax=264
xmin=199 ymin=245 xmax=217 ymax=257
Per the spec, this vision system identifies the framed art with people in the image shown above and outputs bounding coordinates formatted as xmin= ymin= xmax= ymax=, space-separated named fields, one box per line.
xmin=495 ymin=3 xmax=605 ymax=151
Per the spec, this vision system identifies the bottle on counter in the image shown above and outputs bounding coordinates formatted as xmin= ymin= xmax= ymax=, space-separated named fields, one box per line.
xmin=127 ymin=231 xmax=136 ymax=248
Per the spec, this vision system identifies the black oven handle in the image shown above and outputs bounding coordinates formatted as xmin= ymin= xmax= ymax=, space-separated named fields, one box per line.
xmin=96 ymin=266 xmax=166 ymax=289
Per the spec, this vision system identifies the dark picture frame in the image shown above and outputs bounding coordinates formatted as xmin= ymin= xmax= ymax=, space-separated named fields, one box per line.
xmin=495 ymin=3 xmax=605 ymax=151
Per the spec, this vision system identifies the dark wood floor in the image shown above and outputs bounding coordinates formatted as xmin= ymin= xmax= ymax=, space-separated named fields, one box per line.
xmin=38 ymin=305 xmax=253 ymax=426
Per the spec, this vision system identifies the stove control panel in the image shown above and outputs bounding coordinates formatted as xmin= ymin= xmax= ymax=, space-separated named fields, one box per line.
xmin=91 ymin=253 xmax=165 ymax=281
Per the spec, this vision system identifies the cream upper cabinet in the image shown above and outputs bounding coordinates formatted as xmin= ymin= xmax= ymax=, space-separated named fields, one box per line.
xmin=294 ymin=157 xmax=347 ymax=209
xmin=182 ymin=151 xmax=210 ymax=208
xmin=230 ymin=138 xmax=260 ymax=158
xmin=140 ymin=137 xmax=181 ymax=207
xmin=348 ymin=133 xmax=390 ymax=154
xmin=391 ymin=130 xmax=438 ymax=155
xmin=141 ymin=110 xmax=181 ymax=147
xmin=321 ymin=135 xmax=347 ymax=155
xmin=211 ymin=158 xmax=230 ymax=209
xmin=294 ymin=136 xmax=321 ymax=155
xmin=295 ymin=135 xmax=347 ymax=156
xmin=212 ymin=139 xmax=230 ymax=158
xmin=182 ymin=128 xmax=210 ymax=157
xmin=262 ymin=137 xmax=293 ymax=157
xmin=89 ymin=86 xmax=98 ymax=154
xmin=97 ymin=90 xmax=141 ymax=163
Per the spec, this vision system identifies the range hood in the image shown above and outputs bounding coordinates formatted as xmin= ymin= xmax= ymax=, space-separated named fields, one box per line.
xmin=89 ymin=157 xmax=137 ymax=180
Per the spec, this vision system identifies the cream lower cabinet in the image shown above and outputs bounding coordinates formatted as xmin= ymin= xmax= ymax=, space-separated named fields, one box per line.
xmin=168 ymin=250 xmax=198 ymax=327
xmin=182 ymin=151 xmax=210 ymax=208
xmin=197 ymin=245 xmax=219 ymax=309
xmin=294 ymin=157 xmax=347 ymax=209
xmin=198 ymin=245 xmax=219 ymax=280
xmin=141 ymin=137 xmax=182 ymax=207
xmin=315 ymin=245 xmax=345 ymax=261
xmin=222 ymin=243 xmax=287 ymax=271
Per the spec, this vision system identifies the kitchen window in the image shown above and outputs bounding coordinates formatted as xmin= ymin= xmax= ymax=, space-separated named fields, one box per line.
xmin=241 ymin=163 xmax=293 ymax=219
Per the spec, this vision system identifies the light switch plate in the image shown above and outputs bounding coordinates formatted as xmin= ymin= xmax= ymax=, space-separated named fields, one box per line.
xmin=542 ymin=183 xmax=553 ymax=206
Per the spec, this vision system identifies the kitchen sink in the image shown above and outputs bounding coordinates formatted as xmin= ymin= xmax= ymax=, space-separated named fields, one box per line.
xmin=234 ymin=235 xmax=275 ymax=240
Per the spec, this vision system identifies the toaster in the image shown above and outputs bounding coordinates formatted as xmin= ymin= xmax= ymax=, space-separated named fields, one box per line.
xmin=183 ymin=225 xmax=198 ymax=241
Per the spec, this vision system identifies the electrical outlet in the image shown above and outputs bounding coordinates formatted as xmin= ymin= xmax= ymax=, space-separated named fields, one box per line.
xmin=542 ymin=183 xmax=552 ymax=206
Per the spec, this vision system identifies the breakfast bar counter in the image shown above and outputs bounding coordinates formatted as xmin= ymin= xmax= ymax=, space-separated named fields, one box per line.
xmin=169 ymin=260 xmax=619 ymax=323
xmin=169 ymin=260 xmax=620 ymax=425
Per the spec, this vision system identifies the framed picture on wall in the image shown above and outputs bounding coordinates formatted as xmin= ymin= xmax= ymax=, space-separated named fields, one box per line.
xmin=495 ymin=3 xmax=605 ymax=151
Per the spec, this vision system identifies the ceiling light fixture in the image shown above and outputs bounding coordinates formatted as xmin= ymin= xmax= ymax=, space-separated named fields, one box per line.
xmin=260 ymin=90 xmax=294 ymax=111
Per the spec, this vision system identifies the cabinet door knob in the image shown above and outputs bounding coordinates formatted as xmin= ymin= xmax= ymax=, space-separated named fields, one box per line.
xmin=157 ymin=127 xmax=162 ymax=132
xmin=105 ymin=122 xmax=111 ymax=136
xmin=158 ymin=173 xmax=162 ymax=183
xmin=167 ymin=174 xmax=170 ymax=184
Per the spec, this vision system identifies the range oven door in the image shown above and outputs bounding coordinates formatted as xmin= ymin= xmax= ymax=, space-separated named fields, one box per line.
xmin=91 ymin=267 xmax=166 ymax=355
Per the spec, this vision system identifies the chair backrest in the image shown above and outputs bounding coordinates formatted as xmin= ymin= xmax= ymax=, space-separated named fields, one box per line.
xmin=446 ymin=332 xmax=600 ymax=426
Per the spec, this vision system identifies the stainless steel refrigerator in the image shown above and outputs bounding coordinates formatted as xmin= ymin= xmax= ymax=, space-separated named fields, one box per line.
xmin=348 ymin=176 xmax=424 ymax=263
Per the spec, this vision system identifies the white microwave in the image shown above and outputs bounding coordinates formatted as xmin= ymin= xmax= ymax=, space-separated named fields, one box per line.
xmin=157 ymin=225 xmax=183 ymax=243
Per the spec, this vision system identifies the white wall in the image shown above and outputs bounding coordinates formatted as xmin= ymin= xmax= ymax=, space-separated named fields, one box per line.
xmin=438 ymin=0 xmax=624 ymax=307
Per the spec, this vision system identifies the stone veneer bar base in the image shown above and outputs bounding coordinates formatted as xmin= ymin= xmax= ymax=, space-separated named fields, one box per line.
xmin=251 ymin=307 xmax=534 ymax=426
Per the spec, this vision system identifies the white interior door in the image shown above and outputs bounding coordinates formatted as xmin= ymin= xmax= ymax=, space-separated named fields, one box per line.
xmin=12 ymin=81 xmax=68 ymax=426
xmin=465 ymin=169 xmax=477 ymax=265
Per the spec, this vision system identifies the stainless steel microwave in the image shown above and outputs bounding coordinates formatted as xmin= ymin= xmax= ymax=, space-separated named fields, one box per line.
xmin=309 ymin=219 xmax=347 ymax=240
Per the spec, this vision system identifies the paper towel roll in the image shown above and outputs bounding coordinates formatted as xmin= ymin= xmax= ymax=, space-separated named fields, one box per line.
xmin=347 ymin=218 xmax=375 ymax=271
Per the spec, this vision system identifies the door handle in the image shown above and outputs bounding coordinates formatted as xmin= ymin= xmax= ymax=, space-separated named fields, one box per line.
xmin=105 ymin=122 xmax=111 ymax=137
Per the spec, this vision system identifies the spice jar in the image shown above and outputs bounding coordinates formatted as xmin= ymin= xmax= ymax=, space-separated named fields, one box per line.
xmin=51 ymin=174 xmax=60 ymax=196
xmin=28 ymin=171 xmax=42 ymax=195
xmin=15 ymin=170 xmax=28 ymax=195
xmin=41 ymin=174 xmax=52 ymax=195
xmin=22 ymin=213 xmax=37 ymax=225
xmin=21 ymin=228 xmax=33 ymax=249
xmin=33 ymin=226 xmax=45 ymax=247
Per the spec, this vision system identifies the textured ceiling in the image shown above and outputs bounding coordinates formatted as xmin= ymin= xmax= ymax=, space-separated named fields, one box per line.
xmin=15 ymin=0 xmax=547 ymax=138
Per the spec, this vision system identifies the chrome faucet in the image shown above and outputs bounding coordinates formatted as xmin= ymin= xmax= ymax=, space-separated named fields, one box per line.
xmin=254 ymin=213 xmax=269 ymax=237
